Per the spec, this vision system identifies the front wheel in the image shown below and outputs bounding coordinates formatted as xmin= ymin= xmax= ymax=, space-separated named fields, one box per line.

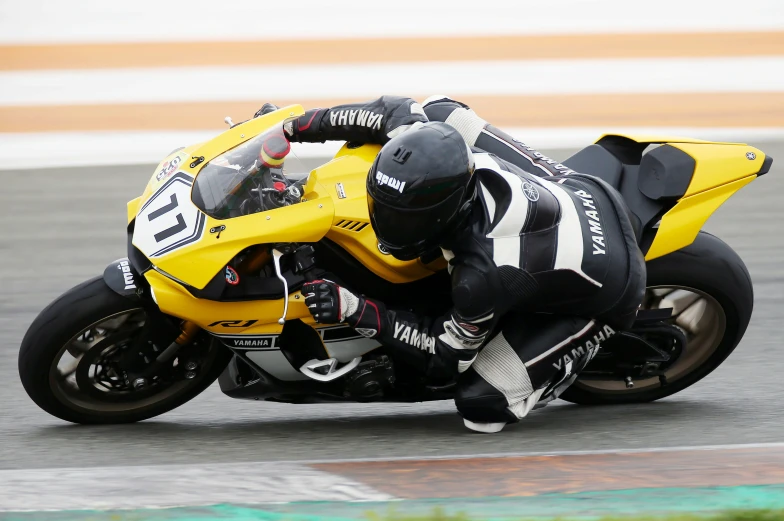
xmin=18 ymin=277 xmax=232 ymax=424
xmin=560 ymin=231 xmax=753 ymax=404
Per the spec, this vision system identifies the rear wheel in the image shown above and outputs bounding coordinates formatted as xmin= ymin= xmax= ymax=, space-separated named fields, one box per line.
xmin=18 ymin=277 xmax=231 ymax=424
xmin=560 ymin=232 xmax=753 ymax=404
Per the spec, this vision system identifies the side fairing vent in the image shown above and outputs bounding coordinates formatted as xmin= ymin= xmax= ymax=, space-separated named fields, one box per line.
xmin=334 ymin=220 xmax=369 ymax=232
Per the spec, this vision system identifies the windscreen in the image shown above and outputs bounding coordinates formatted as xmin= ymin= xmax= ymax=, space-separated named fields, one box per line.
xmin=191 ymin=124 xmax=310 ymax=220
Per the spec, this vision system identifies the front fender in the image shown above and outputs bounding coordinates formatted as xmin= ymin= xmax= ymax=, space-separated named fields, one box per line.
xmin=103 ymin=257 xmax=143 ymax=300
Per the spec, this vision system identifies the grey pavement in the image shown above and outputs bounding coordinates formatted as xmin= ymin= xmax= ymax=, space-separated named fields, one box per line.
xmin=0 ymin=143 xmax=782 ymax=470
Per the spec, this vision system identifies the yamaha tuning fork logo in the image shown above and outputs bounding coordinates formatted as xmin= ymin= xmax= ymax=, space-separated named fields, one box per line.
xmin=522 ymin=181 xmax=540 ymax=202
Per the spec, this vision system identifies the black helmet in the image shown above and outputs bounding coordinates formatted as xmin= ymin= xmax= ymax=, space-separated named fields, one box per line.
xmin=367 ymin=122 xmax=475 ymax=261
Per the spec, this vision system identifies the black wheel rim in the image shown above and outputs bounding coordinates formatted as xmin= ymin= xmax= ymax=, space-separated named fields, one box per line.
xmin=49 ymin=309 xmax=219 ymax=414
xmin=573 ymin=285 xmax=727 ymax=394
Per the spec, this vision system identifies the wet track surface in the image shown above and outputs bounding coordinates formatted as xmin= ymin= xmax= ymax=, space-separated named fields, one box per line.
xmin=1 ymin=144 xmax=782 ymax=470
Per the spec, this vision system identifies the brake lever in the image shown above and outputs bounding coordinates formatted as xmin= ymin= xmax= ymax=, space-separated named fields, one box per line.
xmin=271 ymin=249 xmax=288 ymax=325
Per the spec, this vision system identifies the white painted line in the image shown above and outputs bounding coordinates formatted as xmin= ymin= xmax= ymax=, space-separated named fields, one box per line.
xmin=2 ymin=57 xmax=784 ymax=106
xmin=294 ymin=441 xmax=784 ymax=465
xmin=2 ymin=127 xmax=782 ymax=171
xmin=0 ymin=462 xmax=394 ymax=512
xmin=1 ymin=0 xmax=783 ymax=44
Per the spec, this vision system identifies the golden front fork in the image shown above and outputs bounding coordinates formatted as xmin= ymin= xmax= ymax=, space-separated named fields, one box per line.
xmin=175 ymin=321 xmax=201 ymax=346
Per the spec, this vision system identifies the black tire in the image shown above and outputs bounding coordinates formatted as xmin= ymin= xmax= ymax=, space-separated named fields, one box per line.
xmin=560 ymin=231 xmax=753 ymax=405
xmin=18 ymin=277 xmax=232 ymax=424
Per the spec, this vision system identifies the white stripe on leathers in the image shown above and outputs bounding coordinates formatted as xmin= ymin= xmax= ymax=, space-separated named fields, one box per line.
xmin=472 ymin=332 xmax=547 ymax=419
xmin=480 ymin=129 xmax=557 ymax=177
xmin=479 ymin=182 xmax=497 ymax=223
xmin=538 ymin=181 xmax=603 ymax=287
xmin=473 ymin=153 xmax=530 ymax=268
xmin=525 ymin=320 xmax=597 ymax=367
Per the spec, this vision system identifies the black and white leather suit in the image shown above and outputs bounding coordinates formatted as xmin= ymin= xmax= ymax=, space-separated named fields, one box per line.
xmin=287 ymin=95 xmax=646 ymax=429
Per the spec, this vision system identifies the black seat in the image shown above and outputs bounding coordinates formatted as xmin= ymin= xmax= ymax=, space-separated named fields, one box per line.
xmin=562 ymin=144 xmax=624 ymax=189
xmin=563 ymin=144 xmax=655 ymax=244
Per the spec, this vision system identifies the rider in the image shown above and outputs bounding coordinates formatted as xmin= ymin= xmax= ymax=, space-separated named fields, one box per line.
xmin=276 ymin=95 xmax=646 ymax=433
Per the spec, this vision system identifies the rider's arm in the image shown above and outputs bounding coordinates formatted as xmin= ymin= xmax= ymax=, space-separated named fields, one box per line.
xmin=302 ymin=263 xmax=496 ymax=379
xmin=285 ymin=95 xmax=428 ymax=145
xmin=422 ymin=95 xmax=578 ymax=177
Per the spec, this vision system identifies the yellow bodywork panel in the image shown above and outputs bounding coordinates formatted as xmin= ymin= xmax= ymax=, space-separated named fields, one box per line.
xmin=645 ymin=175 xmax=756 ymax=261
xmin=671 ymin=142 xmax=766 ymax=196
xmin=146 ymin=269 xmax=316 ymax=336
xmin=132 ymin=106 xmax=342 ymax=290
xmin=139 ymin=144 xmax=203 ymax=204
xmin=600 ymin=133 xmax=765 ymax=260
xmin=153 ymin=187 xmax=335 ymax=290
xmin=598 ymin=134 xmax=765 ymax=197
xmin=127 ymin=196 xmax=141 ymax=224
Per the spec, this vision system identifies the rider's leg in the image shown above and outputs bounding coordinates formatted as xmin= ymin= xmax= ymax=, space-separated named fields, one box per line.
xmin=454 ymin=313 xmax=614 ymax=433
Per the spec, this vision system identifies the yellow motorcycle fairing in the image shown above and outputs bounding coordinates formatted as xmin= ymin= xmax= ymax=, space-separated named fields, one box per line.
xmin=596 ymin=134 xmax=768 ymax=261
xmin=129 ymin=106 xmax=442 ymax=337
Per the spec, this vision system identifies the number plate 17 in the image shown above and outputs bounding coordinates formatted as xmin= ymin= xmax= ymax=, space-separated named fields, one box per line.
xmin=133 ymin=172 xmax=206 ymax=258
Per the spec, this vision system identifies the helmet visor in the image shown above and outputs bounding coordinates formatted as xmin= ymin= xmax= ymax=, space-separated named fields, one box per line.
xmin=367 ymin=188 xmax=464 ymax=260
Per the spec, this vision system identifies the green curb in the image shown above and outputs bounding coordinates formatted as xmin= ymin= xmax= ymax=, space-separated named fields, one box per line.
xmin=3 ymin=484 xmax=784 ymax=521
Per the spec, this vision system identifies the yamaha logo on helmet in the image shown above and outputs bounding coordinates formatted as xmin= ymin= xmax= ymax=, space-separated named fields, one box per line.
xmin=375 ymin=171 xmax=406 ymax=193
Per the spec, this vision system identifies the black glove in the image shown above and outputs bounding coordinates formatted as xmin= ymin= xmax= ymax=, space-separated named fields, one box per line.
xmin=301 ymin=280 xmax=384 ymax=338
xmin=301 ymin=279 xmax=360 ymax=324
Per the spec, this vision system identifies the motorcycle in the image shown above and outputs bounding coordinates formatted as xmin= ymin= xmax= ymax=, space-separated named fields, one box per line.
xmin=18 ymin=105 xmax=772 ymax=423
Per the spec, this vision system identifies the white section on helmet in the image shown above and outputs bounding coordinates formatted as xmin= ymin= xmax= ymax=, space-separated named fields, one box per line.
xmin=444 ymin=107 xmax=487 ymax=146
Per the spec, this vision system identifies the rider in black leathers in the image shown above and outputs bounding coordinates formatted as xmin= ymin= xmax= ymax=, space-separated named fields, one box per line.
xmin=275 ymin=95 xmax=645 ymax=433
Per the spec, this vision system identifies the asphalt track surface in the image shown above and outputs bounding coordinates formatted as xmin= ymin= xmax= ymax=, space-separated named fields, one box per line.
xmin=1 ymin=143 xmax=782 ymax=470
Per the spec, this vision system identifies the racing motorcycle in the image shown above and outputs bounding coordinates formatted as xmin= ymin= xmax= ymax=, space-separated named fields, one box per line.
xmin=18 ymin=105 xmax=772 ymax=424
